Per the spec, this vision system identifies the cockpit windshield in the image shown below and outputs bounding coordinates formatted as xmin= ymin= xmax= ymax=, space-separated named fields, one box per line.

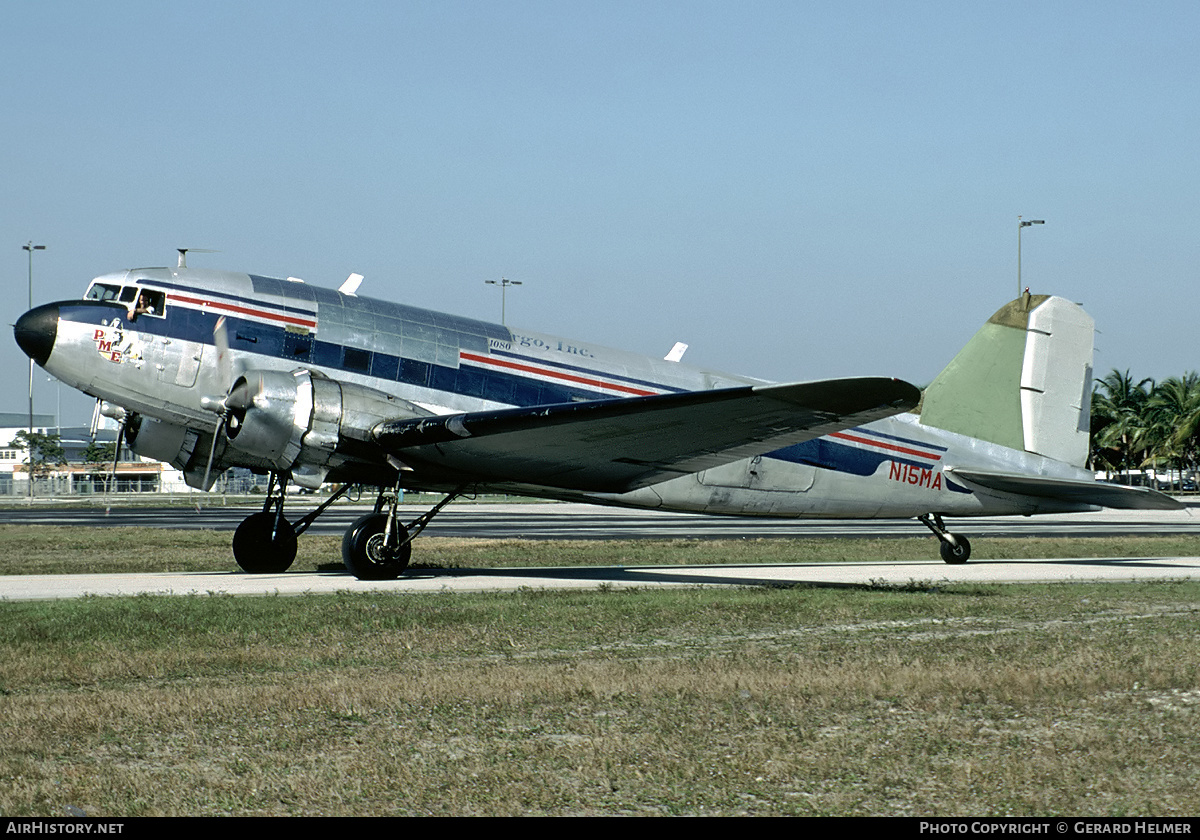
xmin=85 ymin=282 xmax=137 ymax=303
xmin=83 ymin=282 xmax=166 ymax=319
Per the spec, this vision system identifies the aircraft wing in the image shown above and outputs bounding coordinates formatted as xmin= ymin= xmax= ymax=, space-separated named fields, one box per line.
xmin=945 ymin=468 xmax=1185 ymax=511
xmin=373 ymin=377 xmax=920 ymax=493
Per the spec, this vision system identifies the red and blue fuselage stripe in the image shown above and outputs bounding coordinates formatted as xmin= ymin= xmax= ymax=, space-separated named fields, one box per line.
xmin=462 ymin=348 xmax=687 ymax=397
xmin=146 ymin=279 xmax=319 ymax=330
xmin=72 ymin=282 xmax=944 ymax=481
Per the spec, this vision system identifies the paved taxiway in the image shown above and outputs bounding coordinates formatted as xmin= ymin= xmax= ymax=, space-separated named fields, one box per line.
xmin=4 ymin=555 xmax=1200 ymax=601
xmin=1 ymin=503 xmax=1198 ymax=600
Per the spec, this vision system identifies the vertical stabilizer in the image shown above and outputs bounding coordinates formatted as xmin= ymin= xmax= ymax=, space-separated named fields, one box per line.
xmin=920 ymin=293 xmax=1094 ymax=467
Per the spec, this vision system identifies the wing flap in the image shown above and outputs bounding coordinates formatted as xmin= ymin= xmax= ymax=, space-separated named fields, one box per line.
xmin=946 ymin=467 xmax=1184 ymax=511
xmin=374 ymin=377 xmax=920 ymax=492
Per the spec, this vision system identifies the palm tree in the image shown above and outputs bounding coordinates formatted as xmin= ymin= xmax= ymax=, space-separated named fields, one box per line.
xmin=1144 ymin=372 xmax=1200 ymax=481
xmin=1091 ymin=369 xmax=1154 ymax=482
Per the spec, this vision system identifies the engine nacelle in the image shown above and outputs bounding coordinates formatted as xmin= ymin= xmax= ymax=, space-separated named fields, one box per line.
xmin=224 ymin=368 xmax=429 ymax=487
xmin=126 ymin=414 xmax=201 ymax=467
xmin=125 ymin=413 xmax=220 ymax=489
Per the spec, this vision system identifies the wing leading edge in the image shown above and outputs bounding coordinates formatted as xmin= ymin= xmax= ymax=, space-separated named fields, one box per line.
xmin=372 ymin=377 xmax=921 ymax=493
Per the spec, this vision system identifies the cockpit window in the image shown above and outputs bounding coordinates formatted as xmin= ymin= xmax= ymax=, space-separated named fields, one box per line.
xmin=84 ymin=282 xmax=167 ymax=319
xmin=131 ymin=289 xmax=166 ymax=319
xmin=85 ymin=282 xmax=124 ymax=302
xmin=84 ymin=283 xmax=139 ymax=304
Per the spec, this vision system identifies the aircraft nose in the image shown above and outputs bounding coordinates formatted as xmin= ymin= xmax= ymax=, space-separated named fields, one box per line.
xmin=14 ymin=303 xmax=60 ymax=367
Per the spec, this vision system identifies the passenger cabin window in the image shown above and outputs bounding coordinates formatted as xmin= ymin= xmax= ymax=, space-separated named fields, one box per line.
xmin=343 ymin=347 xmax=371 ymax=373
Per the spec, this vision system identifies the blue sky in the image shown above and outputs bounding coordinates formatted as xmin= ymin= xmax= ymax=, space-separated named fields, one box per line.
xmin=5 ymin=1 xmax=1198 ymax=426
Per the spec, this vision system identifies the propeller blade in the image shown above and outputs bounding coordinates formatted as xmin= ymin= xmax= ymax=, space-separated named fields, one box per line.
xmin=199 ymin=323 xmax=267 ymax=490
xmin=89 ymin=399 xmax=102 ymax=438
xmin=214 ymin=316 xmax=232 ymax=390
xmin=104 ymin=419 xmax=124 ymax=515
xmin=200 ymin=415 xmax=224 ymax=492
xmin=200 ymin=317 xmax=234 ymax=491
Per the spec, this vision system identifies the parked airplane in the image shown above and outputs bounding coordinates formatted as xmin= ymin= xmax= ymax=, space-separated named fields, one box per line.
xmin=14 ymin=252 xmax=1180 ymax=579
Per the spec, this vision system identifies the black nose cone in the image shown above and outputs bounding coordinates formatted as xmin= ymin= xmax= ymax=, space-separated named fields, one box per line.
xmin=14 ymin=303 xmax=59 ymax=367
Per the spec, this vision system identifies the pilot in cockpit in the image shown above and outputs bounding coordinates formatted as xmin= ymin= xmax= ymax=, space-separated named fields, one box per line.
xmin=131 ymin=291 xmax=156 ymax=320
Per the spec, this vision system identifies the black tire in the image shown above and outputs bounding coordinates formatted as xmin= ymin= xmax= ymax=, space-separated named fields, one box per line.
xmin=939 ymin=534 xmax=971 ymax=564
xmin=232 ymin=511 xmax=297 ymax=573
xmin=342 ymin=512 xmax=412 ymax=580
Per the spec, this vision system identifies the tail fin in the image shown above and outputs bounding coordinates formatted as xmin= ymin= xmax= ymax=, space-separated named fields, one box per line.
xmin=919 ymin=292 xmax=1094 ymax=467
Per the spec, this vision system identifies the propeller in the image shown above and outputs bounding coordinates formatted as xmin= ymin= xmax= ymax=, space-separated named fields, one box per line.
xmin=94 ymin=402 xmax=127 ymax=516
xmin=105 ymin=417 xmax=125 ymax=515
xmin=198 ymin=316 xmax=255 ymax=490
xmin=199 ymin=376 xmax=258 ymax=489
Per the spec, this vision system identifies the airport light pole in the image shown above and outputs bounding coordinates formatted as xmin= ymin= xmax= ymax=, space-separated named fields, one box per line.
xmin=23 ymin=242 xmax=46 ymax=500
xmin=1017 ymin=217 xmax=1044 ymax=298
xmin=485 ymin=277 xmax=522 ymax=325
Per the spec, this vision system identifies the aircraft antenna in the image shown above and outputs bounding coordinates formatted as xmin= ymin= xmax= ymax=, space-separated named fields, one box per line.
xmin=176 ymin=248 xmax=218 ymax=269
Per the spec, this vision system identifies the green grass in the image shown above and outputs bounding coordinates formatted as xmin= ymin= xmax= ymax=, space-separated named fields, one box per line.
xmin=3 ymin=524 xmax=1199 ymax=575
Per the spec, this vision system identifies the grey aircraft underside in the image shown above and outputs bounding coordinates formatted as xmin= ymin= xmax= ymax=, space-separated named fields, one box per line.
xmin=14 ymin=253 xmax=1179 ymax=579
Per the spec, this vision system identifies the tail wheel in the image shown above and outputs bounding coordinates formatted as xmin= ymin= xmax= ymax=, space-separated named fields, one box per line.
xmin=939 ymin=534 xmax=971 ymax=564
xmin=342 ymin=512 xmax=412 ymax=580
xmin=232 ymin=511 xmax=297 ymax=573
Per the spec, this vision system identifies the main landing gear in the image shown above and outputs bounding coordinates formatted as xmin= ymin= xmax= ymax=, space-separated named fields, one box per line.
xmin=232 ymin=473 xmax=302 ymax=573
xmin=919 ymin=514 xmax=972 ymax=564
xmin=230 ymin=472 xmax=462 ymax=580
xmin=341 ymin=484 xmax=462 ymax=580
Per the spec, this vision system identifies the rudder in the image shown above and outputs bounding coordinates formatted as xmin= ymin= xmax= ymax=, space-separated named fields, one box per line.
xmin=919 ymin=292 xmax=1094 ymax=467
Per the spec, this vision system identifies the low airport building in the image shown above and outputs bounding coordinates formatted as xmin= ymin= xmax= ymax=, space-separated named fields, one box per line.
xmin=0 ymin=411 xmax=257 ymax=496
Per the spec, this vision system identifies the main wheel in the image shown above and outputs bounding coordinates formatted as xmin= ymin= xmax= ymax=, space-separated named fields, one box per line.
xmin=232 ymin=511 xmax=298 ymax=573
xmin=939 ymin=534 xmax=971 ymax=564
xmin=342 ymin=512 xmax=412 ymax=580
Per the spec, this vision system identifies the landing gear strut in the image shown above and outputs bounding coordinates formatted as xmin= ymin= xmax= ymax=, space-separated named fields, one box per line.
xmin=232 ymin=473 xmax=356 ymax=573
xmin=229 ymin=472 xmax=462 ymax=579
xmin=341 ymin=484 xmax=463 ymax=580
xmin=919 ymin=514 xmax=972 ymax=564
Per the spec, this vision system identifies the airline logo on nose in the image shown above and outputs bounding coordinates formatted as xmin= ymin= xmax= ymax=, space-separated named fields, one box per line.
xmin=92 ymin=321 xmax=141 ymax=366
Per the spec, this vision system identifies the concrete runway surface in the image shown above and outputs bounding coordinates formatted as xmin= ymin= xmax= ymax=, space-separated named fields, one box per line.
xmin=3 ymin=555 xmax=1200 ymax=601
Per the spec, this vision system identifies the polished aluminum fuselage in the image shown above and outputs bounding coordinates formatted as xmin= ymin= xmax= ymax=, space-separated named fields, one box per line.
xmin=32 ymin=266 xmax=1096 ymax=518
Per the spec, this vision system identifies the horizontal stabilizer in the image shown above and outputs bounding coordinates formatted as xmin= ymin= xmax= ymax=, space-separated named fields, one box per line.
xmin=374 ymin=377 xmax=920 ymax=493
xmin=946 ymin=468 xmax=1184 ymax=511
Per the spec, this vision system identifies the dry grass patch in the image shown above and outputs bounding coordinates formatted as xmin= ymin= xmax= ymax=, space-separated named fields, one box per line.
xmin=2 ymin=583 xmax=1199 ymax=816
